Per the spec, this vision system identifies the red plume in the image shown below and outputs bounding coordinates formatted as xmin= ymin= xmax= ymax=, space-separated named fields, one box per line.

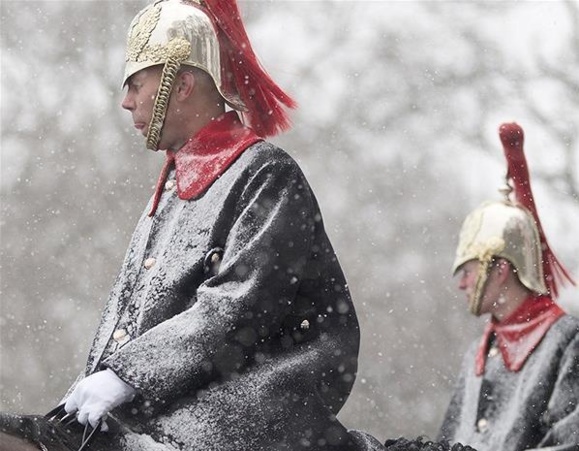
xmin=199 ymin=0 xmax=297 ymax=137
xmin=498 ymin=122 xmax=575 ymax=298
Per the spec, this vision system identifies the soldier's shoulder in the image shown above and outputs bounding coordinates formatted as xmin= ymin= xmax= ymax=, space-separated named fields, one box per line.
xmin=555 ymin=312 xmax=579 ymax=330
xmin=550 ymin=313 xmax=579 ymax=346
xmin=242 ymin=140 xmax=299 ymax=169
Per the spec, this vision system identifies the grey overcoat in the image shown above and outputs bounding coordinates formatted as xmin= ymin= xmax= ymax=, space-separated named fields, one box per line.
xmin=73 ymin=134 xmax=370 ymax=450
xmin=438 ymin=314 xmax=579 ymax=451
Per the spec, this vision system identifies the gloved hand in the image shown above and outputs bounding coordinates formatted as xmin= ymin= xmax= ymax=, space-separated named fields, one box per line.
xmin=64 ymin=368 xmax=136 ymax=430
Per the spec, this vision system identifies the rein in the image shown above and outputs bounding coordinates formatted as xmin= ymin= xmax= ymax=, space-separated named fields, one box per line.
xmin=44 ymin=405 xmax=102 ymax=451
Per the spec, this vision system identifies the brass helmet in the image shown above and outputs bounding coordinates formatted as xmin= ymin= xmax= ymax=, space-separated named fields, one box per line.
xmin=123 ymin=0 xmax=296 ymax=150
xmin=123 ymin=0 xmax=244 ymax=107
xmin=453 ymin=201 xmax=547 ymax=315
xmin=453 ymin=123 xmax=574 ymax=315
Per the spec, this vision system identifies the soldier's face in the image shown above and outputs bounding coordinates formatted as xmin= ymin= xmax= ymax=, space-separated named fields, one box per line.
xmin=121 ymin=66 xmax=163 ymax=145
xmin=457 ymin=259 xmax=504 ymax=318
xmin=457 ymin=260 xmax=480 ymax=307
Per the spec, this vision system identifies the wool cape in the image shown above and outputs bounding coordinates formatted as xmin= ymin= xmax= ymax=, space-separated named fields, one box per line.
xmin=438 ymin=304 xmax=579 ymax=451
xmin=65 ymin=113 xmax=385 ymax=451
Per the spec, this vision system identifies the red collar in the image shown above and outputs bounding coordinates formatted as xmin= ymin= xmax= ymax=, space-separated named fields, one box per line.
xmin=148 ymin=112 xmax=262 ymax=216
xmin=475 ymin=295 xmax=564 ymax=376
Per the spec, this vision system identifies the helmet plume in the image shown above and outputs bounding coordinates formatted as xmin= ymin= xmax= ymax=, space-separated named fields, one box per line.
xmin=498 ymin=122 xmax=575 ymax=298
xmin=199 ymin=0 xmax=297 ymax=137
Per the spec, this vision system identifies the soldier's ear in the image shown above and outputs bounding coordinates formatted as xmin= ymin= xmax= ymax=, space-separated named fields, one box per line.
xmin=174 ymin=70 xmax=196 ymax=99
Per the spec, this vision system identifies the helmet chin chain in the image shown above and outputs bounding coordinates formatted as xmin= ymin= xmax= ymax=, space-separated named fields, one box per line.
xmin=470 ymin=260 xmax=492 ymax=316
xmin=146 ymin=57 xmax=182 ymax=151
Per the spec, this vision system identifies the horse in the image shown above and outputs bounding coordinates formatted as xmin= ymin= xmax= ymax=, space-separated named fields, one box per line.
xmin=1 ymin=408 xmax=478 ymax=451
xmin=0 ymin=407 xmax=109 ymax=451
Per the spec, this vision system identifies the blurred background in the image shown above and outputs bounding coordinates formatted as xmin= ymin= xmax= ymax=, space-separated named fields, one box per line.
xmin=1 ymin=0 xmax=578 ymax=443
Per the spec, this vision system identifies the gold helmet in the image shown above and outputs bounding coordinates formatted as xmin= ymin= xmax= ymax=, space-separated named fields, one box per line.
xmin=123 ymin=0 xmax=296 ymax=150
xmin=453 ymin=201 xmax=547 ymax=314
xmin=453 ymin=123 xmax=575 ymax=315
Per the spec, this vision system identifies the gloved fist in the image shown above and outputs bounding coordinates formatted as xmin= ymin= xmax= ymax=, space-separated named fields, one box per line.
xmin=64 ymin=368 xmax=136 ymax=429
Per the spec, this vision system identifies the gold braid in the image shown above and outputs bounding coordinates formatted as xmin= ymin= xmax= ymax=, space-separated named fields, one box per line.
xmin=470 ymin=259 xmax=492 ymax=316
xmin=468 ymin=237 xmax=505 ymax=316
xmin=146 ymin=58 xmax=180 ymax=151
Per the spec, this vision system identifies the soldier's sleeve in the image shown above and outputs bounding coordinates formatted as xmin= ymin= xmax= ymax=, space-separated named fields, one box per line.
xmin=437 ymin=349 xmax=471 ymax=443
xmin=102 ymin=154 xmax=318 ymax=407
xmin=535 ymin=331 xmax=579 ymax=448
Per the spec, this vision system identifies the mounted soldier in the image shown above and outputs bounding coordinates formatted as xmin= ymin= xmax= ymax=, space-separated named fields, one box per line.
xmin=2 ymin=0 xmax=380 ymax=449
xmin=438 ymin=123 xmax=579 ymax=450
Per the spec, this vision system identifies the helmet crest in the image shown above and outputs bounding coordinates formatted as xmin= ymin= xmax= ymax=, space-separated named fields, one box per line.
xmin=499 ymin=123 xmax=575 ymax=298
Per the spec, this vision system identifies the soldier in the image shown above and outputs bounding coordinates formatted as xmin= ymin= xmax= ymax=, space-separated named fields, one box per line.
xmin=438 ymin=123 xmax=579 ymax=451
xmin=51 ymin=0 xmax=387 ymax=450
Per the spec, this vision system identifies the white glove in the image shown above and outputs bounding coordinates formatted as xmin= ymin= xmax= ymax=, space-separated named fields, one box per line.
xmin=64 ymin=368 xmax=136 ymax=430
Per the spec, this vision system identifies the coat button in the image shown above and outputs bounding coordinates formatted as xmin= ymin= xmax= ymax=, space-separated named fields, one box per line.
xmin=164 ymin=179 xmax=176 ymax=191
xmin=477 ymin=418 xmax=488 ymax=432
xmin=144 ymin=257 xmax=156 ymax=269
xmin=488 ymin=347 xmax=499 ymax=357
xmin=203 ymin=247 xmax=224 ymax=275
xmin=113 ymin=328 xmax=130 ymax=345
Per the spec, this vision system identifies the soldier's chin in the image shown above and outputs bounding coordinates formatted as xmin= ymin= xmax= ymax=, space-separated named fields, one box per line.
xmin=154 ymin=133 xmax=171 ymax=152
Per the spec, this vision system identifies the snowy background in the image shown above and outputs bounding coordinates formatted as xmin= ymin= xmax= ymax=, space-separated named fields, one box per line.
xmin=1 ymin=0 xmax=578 ymax=443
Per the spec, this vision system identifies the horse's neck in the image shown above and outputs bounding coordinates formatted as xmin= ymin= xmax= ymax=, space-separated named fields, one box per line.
xmin=0 ymin=431 xmax=41 ymax=451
